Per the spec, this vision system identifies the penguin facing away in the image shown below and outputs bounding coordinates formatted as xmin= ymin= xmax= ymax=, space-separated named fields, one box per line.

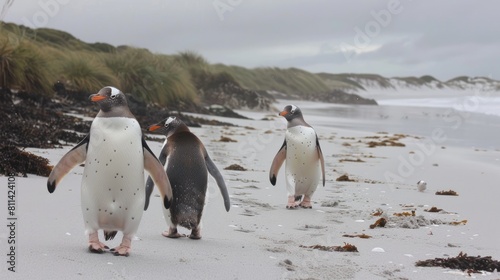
xmin=47 ymin=86 xmax=173 ymax=256
xmin=145 ymin=116 xmax=230 ymax=239
xmin=269 ymin=105 xmax=325 ymax=209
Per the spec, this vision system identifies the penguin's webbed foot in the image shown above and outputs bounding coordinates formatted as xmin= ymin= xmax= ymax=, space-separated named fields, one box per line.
xmin=286 ymin=196 xmax=298 ymax=209
xmin=111 ymin=236 xmax=132 ymax=256
xmin=88 ymin=232 xmax=109 ymax=254
xmin=162 ymin=227 xmax=186 ymax=238
xmin=88 ymin=242 xmax=109 ymax=254
xmin=299 ymin=203 xmax=313 ymax=209
xmin=299 ymin=195 xmax=313 ymax=209
xmin=286 ymin=203 xmax=298 ymax=209
xmin=188 ymin=227 xmax=202 ymax=240
xmin=110 ymin=245 xmax=130 ymax=257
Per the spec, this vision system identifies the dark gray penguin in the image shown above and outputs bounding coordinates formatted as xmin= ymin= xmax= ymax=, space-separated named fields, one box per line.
xmin=145 ymin=116 xmax=230 ymax=239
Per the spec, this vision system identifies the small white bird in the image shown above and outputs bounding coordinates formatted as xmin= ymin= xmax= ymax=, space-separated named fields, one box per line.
xmin=417 ymin=180 xmax=427 ymax=192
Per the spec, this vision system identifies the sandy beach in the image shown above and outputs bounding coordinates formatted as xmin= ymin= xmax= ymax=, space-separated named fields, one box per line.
xmin=1 ymin=98 xmax=500 ymax=279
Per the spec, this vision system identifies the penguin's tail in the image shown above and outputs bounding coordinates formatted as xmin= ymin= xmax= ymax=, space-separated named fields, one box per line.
xmin=104 ymin=231 xmax=118 ymax=241
xmin=294 ymin=195 xmax=303 ymax=202
xmin=179 ymin=221 xmax=197 ymax=230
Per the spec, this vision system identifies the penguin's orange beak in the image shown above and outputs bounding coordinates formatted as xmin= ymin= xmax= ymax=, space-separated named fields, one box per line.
xmin=148 ymin=125 xmax=162 ymax=132
xmin=279 ymin=110 xmax=288 ymax=117
xmin=90 ymin=94 xmax=107 ymax=102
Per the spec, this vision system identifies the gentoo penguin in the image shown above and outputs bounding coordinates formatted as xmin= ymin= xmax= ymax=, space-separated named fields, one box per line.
xmin=47 ymin=86 xmax=173 ymax=256
xmin=269 ymin=105 xmax=325 ymax=209
xmin=145 ymin=116 xmax=230 ymax=239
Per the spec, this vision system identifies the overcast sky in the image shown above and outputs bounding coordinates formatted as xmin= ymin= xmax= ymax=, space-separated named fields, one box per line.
xmin=3 ymin=0 xmax=499 ymax=81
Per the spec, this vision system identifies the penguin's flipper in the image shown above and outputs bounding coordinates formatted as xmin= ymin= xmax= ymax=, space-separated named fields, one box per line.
xmin=269 ymin=139 xmax=287 ymax=186
xmin=47 ymin=134 xmax=89 ymax=193
xmin=316 ymin=136 xmax=326 ymax=186
xmin=205 ymin=153 xmax=231 ymax=212
xmin=144 ymin=142 xmax=168 ymax=210
xmin=142 ymin=139 xmax=173 ymax=209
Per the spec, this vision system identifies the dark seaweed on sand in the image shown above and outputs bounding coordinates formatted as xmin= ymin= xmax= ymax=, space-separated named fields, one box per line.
xmin=224 ymin=164 xmax=247 ymax=171
xmin=342 ymin=233 xmax=372 ymax=239
xmin=0 ymin=88 xmax=236 ymax=177
xmin=435 ymin=189 xmax=459 ymax=196
xmin=425 ymin=206 xmax=443 ymax=212
xmin=336 ymin=174 xmax=355 ymax=182
xmin=0 ymin=90 xmax=90 ymax=149
xmin=0 ymin=145 xmax=52 ymax=177
xmin=300 ymin=243 xmax=359 ymax=252
xmin=0 ymin=90 xmax=90 ymax=176
xmin=369 ymin=217 xmax=387 ymax=229
xmin=415 ymin=252 xmax=500 ymax=273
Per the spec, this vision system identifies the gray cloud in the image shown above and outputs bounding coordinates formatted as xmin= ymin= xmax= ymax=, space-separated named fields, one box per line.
xmin=4 ymin=0 xmax=500 ymax=80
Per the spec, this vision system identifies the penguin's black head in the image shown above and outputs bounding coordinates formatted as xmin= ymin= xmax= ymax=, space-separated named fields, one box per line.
xmin=89 ymin=86 xmax=128 ymax=112
xmin=279 ymin=104 xmax=302 ymax=121
xmin=148 ymin=116 xmax=186 ymax=138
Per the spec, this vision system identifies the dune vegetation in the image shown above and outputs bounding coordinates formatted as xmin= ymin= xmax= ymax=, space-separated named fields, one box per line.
xmin=2 ymin=21 xmax=498 ymax=108
xmin=212 ymin=64 xmax=331 ymax=97
xmin=0 ymin=23 xmax=206 ymax=106
xmin=0 ymin=22 xmax=351 ymax=106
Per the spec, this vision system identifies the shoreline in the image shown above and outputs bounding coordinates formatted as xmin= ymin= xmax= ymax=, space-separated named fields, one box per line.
xmin=267 ymin=98 xmax=500 ymax=150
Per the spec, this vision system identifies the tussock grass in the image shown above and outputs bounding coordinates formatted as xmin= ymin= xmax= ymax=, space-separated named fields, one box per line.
xmin=104 ymin=49 xmax=198 ymax=105
xmin=58 ymin=52 xmax=118 ymax=92
xmin=1 ymin=23 xmax=198 ymax=105
xmin=0 ymin=22 xmax=353 ymax=104
xmin=0 ymin=31 xmax=52 ymax=95
xmin=213 ymin=64 xmax=330 ymax=95
xmin=1 ymin=21 xmax=380 ymax=105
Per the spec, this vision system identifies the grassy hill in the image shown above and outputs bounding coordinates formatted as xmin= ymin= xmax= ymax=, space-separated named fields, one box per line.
xmin=0 ymin=22 xmax=343 ymax=106
xmin=3 ymin=21 xmax=494 ymax=109
xmin=212 ymin=64 xmax=330 ymax=97
xmin=0 ymin=22 xmax=199 ymax=106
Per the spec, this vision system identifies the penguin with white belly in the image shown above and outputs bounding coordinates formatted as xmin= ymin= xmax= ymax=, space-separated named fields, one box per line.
xmin=145 ymin=116 xmax=230 ymax=239
xmin=269 ymin=105 xmax=325 ymax=209
xmin=47 ymin=86 xmax=173 ymax=256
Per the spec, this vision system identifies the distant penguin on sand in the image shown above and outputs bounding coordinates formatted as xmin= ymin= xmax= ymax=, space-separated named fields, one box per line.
xmin=47 ymin=86 xmax=173 ymax=256
xmin=269 ymin=105 xmax=325 ymax=209
xmin=145 ymin=116 xmax=230 ymax=239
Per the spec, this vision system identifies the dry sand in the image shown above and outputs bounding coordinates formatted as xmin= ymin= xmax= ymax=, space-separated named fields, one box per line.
xmin=1 ymin=100 xmax=500 ymax=279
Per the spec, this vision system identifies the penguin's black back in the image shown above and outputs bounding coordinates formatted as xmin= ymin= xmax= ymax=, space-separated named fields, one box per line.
xmin=166 ymin=131 xmax=207 ymax=228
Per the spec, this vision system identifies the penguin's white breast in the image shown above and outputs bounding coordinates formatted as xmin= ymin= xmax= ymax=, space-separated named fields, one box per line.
xmin=285 ymin=126 xmax=318 ymax=159
xmin=284 ymin=126 xmax=321 ymax=193
xmin=81 ymin=117 xmax=145 ymax=226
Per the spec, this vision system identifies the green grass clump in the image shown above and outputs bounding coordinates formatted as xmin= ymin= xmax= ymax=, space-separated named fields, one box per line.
xmin=212 ymin=65 xmax=330 ymax=95
xmin=58 ymin=52 xmax=118 ymax=92
xmin=105 ymin=49 xmax=197 ymax=105
xmin=0 ymin=31 xmax=53 ymax=95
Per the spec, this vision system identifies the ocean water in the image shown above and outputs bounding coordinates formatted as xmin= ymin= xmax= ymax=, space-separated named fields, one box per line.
xmin=280 ymin=97 xmax=500 ymax=150
xmin=378 ymin=96 xmax=500 ymax=117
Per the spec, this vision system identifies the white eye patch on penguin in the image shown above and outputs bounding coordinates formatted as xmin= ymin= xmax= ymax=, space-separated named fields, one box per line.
xmin=108 ymin=86 xmax=121 ymax=97
xmin=165 ymin=117 xmax=176 ymax=126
